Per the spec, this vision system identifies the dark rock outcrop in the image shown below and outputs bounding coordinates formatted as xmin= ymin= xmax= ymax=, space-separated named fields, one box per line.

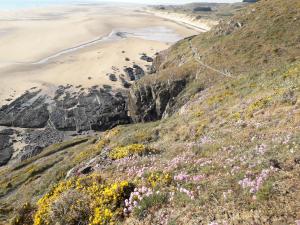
xmin=124 ymin=67 xmax=135 ymax=81
xmin=0 ymin=129 xmax=14 ymax=136
xmin=0 ymin=130 xmax=13 ymax=166
xmin=66 ymin=147 xmax=112 ymax=178
xmin=18 ymin=128 xmax=64 ymax=161
xmin=49 ymin=89 xmax=131 ymax=132
xmin=0 ymin=86 xmax=132 ymax=165
xmin=133 ymin=65 xmax=145 ymax=80
xmin=128 ymin=79 xmax=187 ymax=123
xmin=0 ymin=87 xmax=131 ymax=133
xmin=0 ymin=91 xmax=49 ymax=128
xmin=124 ymin=66 xmax=145 ymax=81
xmin=214 ymin=19 xmax=244 ymax=36
xmin=119 ymin=76 xmax=132 ymax=88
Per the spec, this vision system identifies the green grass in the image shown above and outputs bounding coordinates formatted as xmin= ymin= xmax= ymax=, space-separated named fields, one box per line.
xmin=1 ymin=0 xmax=300 ymax=224
xmin=133 ymin=193 xmax=169 ymax=220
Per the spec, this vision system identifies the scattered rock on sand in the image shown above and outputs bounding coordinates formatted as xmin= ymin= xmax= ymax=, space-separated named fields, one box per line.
xmin=124 ymin=65 xmax=145 ymax=81
xmin=119 ymin=76 xmax=131 ymax=88
xmin=148 ymin=65 xmax=157 ymax=74
xmin=140 ymin=53 xmax=153 ymax=62
xmin=111 ymin=66 xmax=119 ymax=72
xmin=103 ymin=85 xmax=112 ymax=90
xmin=124 ymin=67 xmax=135 ymax=81
xmin=133 ymin=64 xmax=145 ymax=79
xmin=109 ymin=74 xmax=118 ymax=82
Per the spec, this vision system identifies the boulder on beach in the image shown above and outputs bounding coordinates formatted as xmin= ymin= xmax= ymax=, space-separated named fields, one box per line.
xmin=133 ymin=64 xmax=145 ymax=80
xmin=124 ymin=67 xmax=135 ymax=81
xmin=140 ymin=54 xmax=153 ymax=62
xmin=108 ymin=74 xmax=118 ymax=81
xmin=119 ymin=76 xmax=132 ymax=88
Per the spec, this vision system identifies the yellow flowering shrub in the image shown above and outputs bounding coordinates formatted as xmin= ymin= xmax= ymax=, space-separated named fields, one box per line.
xmin=72 ymin=128 xmax=123 ymax=163
xmin=195 ymin=109 xmax=205 ymax=118
xmin=230 ymin=112 xmax=242 ymax=121
xmin=34 ymin=179 xmax=73 ymax=225
xmin=246 ymin=96 xmax=272 ymax=118
xmin=147 ymin=172 xmax=172 ymax=188
xmin=109 ymin=144 xmax=151 ymax=160
xmin=195 ymin=119 xmax=209 ymax=137
xmin=104 ymin=127 xmax=120 ymax=139
xmin=282 ymin=62 xmax=299 ymax=79
xmin=33 ymin=174 xmax=134 ymax=225
xmin=207 ymin=90 xmax=234 ymax=106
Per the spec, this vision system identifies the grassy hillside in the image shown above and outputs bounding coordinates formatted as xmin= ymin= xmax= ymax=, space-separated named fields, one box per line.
xmin=0 ymin=0 xmax=299 ymax=224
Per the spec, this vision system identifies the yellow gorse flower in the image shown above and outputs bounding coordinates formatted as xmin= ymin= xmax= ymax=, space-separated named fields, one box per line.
xmin=109 ymin=144 xmax=148 ymax=159
xmin=33 ymin=174 xmax=133 ymax=225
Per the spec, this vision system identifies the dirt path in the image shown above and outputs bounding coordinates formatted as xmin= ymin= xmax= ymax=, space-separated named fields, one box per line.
xmin=189 ymin=39 xmax=233 ymax=78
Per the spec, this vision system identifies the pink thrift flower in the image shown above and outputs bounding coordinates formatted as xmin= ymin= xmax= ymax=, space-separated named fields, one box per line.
xmin=209 ymin=222 xmax=219 ymax=225
xmin=192 ymin=175 xmax=204 ymax=181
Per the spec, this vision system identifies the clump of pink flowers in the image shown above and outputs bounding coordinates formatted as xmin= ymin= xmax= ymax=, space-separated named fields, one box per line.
xmin=177 ymin=187 xmax=195 ymax=200
xmin=209 ymin=222 xmax=219 ymax=225
xmin=199 ymin=135 xmax=213 ymax=144
xmin=223 ymin=189 xmax=233 ymax=199
xmin=174 ymin=172 xmax=190 ymax=181
xmin=165 ymin=153 xmax=193 ymax=170
xmin=174 ymin=172 xmax=205 ymax=182
xmin=194 ymin=158 xmax=213 ymax=167
xmin=238 ymin=168 xmax=275 ymax=194
xmin=255 ymin=144 xmax=268 ymax=155
xmin=282 ymin=134 xmax=292 ymax=144
xmin=208 ymin=221 xmax=228 ymax=225
xmin=124 ymin=186 xmax=153 ymax=216
xmin=230 ymin=166 xmax=240 ymax=175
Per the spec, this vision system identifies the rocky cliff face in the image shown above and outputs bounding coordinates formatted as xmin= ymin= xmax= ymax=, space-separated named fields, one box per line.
xmin=127 ymin=45 xmax=192 ymax=123
xmin=0 ymin=86 xmax=131 ymax=165
xmin=0 ymin=87 xmax=130 ymax=132
xmin=49 ymin=87 xmax=131 ymax=132
xmin=0 ymin=90 xmax=49 ymax=128
xmin=128 ymin=79 xmax=186 ymax=122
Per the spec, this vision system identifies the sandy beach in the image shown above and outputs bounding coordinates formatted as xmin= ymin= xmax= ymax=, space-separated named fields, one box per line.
xmin=145 ymin=9 xmax=219 ymax=32
xmin=0 ymin=3 xmax=204 ymax=105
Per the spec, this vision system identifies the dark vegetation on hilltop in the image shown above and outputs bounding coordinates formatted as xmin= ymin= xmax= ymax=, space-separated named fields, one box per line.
xmin=152 ymin=1 xmax=252 ymax=20
xmin=0 ymin=0 xmax=300 ymax=224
